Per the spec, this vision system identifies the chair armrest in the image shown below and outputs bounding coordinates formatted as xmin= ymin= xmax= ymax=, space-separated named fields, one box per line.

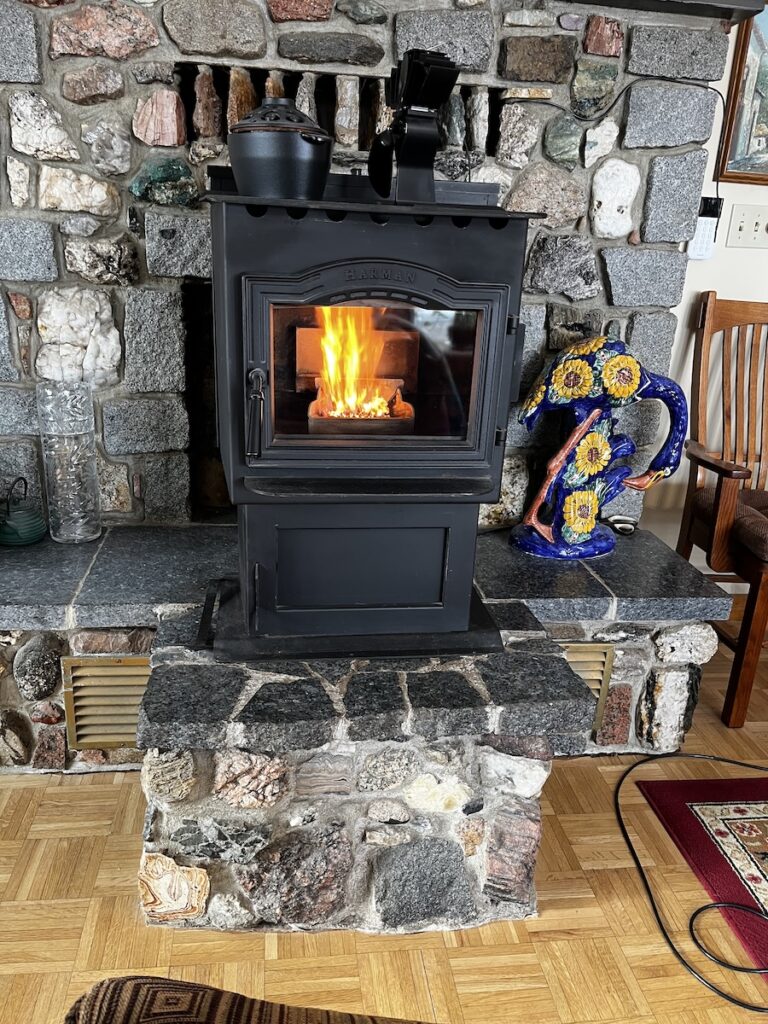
xmin=685 ymin=440 xmax=752 ymax=480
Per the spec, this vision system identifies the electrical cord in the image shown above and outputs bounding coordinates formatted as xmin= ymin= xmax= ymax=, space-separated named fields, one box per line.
xmin=615 ymin=752 xmax=768 ymax=1011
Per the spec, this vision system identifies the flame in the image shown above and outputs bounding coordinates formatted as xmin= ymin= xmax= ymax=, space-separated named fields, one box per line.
xmin=316 ymin=306 xmax=390 ymax=419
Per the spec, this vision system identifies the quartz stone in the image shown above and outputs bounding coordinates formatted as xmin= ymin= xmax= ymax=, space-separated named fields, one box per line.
xmin=163 ymin=0 xmax=267 ymax=57
xmin=375 ymin=838 xmax=476 ymax=927
xmin=0 ymin=0 xmax=41 ymax=83
xmin=295 ymin=72 xmax=318 ymax=121
xmin=637 ymin=666 xmax=700 ymax=751
xmin=205 ymin=894 xmax=254 ymax=930
xmin=132 ymin=89 xmax=186 ymax=147
xmin=193 ymin=66 xmax=222 ymax=140
xmin=36 ymin=287 xmax=120 ymax=386
xmin=12 ymin=634 xmax=62 ymax=700
xmin=102 ymin=397 xmax=189 ymax=454
xmin=123 ymin=289 xmax=185 ymax=393
xmin=501 ymin=86 xmax=553 ymax=100
xmin=144 ymin=211 xmax=211 ymax=277
xmin=214 ymin=751 xmax=288 ymax=809
xmin=189 ymin=139 xmax=224 ymax=165
xmin=395 ymin=10 xmax=493 ymax=71
xmin=141 ymin=749 xmax=196 ymax=802
xmin=129 ymin=158 xmax=198 ymax=206
xmin=0 ymin=710 xmax=32 ymax=766
xmin=0 ymin=219 xmax=57 ymax=281
xmin=466 ymin=87 xmax=489 ymax=152
xmin=502 ymin=8 xmax=554 ymax=26
xmin=628 ymin=26 xmax=729 ymax=82
xmin=368 ymin=799 xmax=410 ymax=824
xmin=365 ymin=826 xmax=410 ymax=847
xmin=591 ymin=158 xmax=641 ymax=240
xmin=496 ymin=103 xmax=540 ymax=169
xmin=654 ymin=623 xmax=718 ymax=666
xmin=50 ymin=1 xmax=160 ymax=60
xmin=335 ymin=76 xmax=360 ymax=147
xmin=498 ymin=34 xmax=576 ymax=83
xmin=571 ymin=59 xmax=618 ymax=118
xmin=39 ymin=166 xmax=120 ymax=216
xmin=267 ymin=0 xmax=332 ymax=19
xmin=543 ymin=112 xmax=582 ymax=170
xmin=478 ymin=751 xmax=550 ymax=801
xmin=31 ymin=724 xmax=66 ymax=769
xmin=7 ymin=158 xmax=31 ymax=208
xmin=559 ymin=13 xmax=585 ymax=30
xmin=139 ymin=852 xmax=210 ymax=922
xmin=583 ymin=15 xmax=623 ymax=58
xmin=235 ymin=826 xmax=353 ymax=926
xmin=61 ymin=64 xmax=123 ymax=103
xmin=624 ymin=83 xmax=717 ymax=149
xmin=402 ymin=773 xmax=473 ymax=813
xmin=81 ymin=119 xmax=131 ymax=176
xmin=64 ymin=237 xmax=138 ymax=286
xmin=9 ymin=91 xmax=79 ymax=161
xmin=584 ymin=118 xmax=618 ymax=168
xmin=602 ymin=248 xmax=688 ymax=308
xmin=525 ymin=233 xmax=600 ymax=301
xmin=439 ymin=90 xmax=466 ymax=149
xmin=505 ymin=162 xmax=585 ymax=230
xmin=643 ymin=149 xmax=707 ymax=244
xmin=278 ymin=32 xmax=385 ymax=66
xmin=60 ymin=215 xmax=101 ymax=237
xmin=336 ymin=0 xmax=387 ymax=25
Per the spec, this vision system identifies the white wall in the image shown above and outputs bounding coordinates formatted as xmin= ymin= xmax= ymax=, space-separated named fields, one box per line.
xmin=645 ymin=25 xmax=768 ymax=514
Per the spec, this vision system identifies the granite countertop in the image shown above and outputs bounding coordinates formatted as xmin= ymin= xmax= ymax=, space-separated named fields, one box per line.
xmin=0 ymin=524 xmax=730 ymax=632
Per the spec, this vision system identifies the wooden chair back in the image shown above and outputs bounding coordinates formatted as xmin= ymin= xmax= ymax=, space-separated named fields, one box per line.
xmin=692 ymin=290 xmax=768 ymax=491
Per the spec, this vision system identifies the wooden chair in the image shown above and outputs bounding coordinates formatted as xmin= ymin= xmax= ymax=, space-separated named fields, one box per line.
xmin=677 ymin=291 xmax=768 ymax=728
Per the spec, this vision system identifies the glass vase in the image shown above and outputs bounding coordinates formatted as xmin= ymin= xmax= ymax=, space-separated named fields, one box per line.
xmin=36 ymin=382 xmax=102 ymax=544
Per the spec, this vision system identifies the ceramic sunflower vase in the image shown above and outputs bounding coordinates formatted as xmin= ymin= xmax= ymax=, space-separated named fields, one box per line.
xmin=511 ymin=335 xmax=687 ymax=559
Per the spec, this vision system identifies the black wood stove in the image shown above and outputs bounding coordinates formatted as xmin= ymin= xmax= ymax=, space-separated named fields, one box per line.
xmin=207 ymin=52 xmax=535 ymax=655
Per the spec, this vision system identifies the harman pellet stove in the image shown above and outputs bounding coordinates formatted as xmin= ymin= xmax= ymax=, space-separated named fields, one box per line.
xmin=207 ymin=52 xmax=535 ymax=652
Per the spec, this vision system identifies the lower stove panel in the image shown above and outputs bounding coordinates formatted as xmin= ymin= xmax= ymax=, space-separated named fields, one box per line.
xmin=238 ymin=501 xmax=480 ymax=636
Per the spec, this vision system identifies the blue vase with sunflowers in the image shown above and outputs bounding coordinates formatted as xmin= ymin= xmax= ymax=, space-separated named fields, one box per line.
xmin=511 ymin=335 xmax=687 ymax=558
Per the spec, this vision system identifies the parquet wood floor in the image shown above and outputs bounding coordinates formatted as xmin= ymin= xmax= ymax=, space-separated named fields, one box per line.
xmin=3 ymin=642 xmax=768 ymax=1024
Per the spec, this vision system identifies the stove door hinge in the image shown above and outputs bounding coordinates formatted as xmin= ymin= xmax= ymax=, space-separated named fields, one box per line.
xmin=506 ymin=313 xmax=520 ymax=334
xmin=495 ymin=426 xmax=508 ymax=446
xmin=246 ymin=368 xmax=267 ymax=459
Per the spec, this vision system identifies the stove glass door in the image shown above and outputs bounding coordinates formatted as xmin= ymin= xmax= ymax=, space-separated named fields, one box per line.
xmin=270 ymin=303 xmax=481 ymax=443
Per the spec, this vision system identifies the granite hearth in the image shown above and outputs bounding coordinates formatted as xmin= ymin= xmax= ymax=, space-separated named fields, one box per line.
xmin=0 ymin=524 xmax=728 ymax=931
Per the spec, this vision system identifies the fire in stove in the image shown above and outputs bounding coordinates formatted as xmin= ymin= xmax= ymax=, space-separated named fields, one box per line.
xmin=301 ymin=306 xmax=416 ymax=435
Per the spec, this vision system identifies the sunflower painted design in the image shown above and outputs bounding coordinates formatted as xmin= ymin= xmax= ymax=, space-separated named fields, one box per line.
xmin=574 ymin=431 xmax=612 ymax=477
xmin=522 ymin=380 xmax=546 ymax=417
xmin=550 ymin=359 xmax=593 ymax=402
xmin=562 ymin=490 xmax=599 ymax=534
xmin=602 ymin=354 xmax=641 ymax=400
xmin=566 ymin=336 xmax=608 ymax=357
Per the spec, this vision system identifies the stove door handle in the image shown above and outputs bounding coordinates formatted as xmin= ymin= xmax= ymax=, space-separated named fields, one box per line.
xmin=246 ymin=368 xmax=266 ymax=459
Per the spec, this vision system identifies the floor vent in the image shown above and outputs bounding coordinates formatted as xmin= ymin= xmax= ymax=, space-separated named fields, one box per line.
xmin=62 ymin=656 xmax=151 ymax=750
xmin=559 ymin=642 xmax=614 ymax=738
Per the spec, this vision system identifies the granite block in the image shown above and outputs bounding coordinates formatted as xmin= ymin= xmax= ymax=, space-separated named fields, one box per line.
xmin=0 ymin=219 xmax=57 ymax=281
xmin=406 ymin=670 xmax=488 ymax=740
xmin=623 ymin=83 xmax=717 ymax=149
xmin=144 ymin=211 xmax=212 ymax=278
xmin=394 ymin=10 xmax=494 ymax=71
xmin=643 ymin=149 xmax=708 ymax=244
xmin=628 ymin=26 xmax=729 ymax=81
xmin=345 ymin=670 xmax=406 ymax=741
xmin=475 ymin=532 xmax=613 ymax=620
xmin=626 ymin=311 xmax=677 ymax=376
xmin=0 ymin=0 xmax=41 ymax=83
xmin=137 ymin=663 xmax=248 ymax=749
xmin=235 ymin=678 xmax=338 ymax=749
xmin=487 ymin=601 xmax=547 ymax=635
xmin=602 ymin=248 xmax=688 ymax=308
xmin=102 ymin=396 xmax=189 ymax=455
xmin=0 ymin=535 xmax=99 ymax=630
xmin=477 ymin=652 xmax=596 ymax=734
xmin=588 ymin=530 xmax=731 ymax=621
xmin=0 ymin=386 xmax=37 ymax=436
xmin=74 ymin=526 xmax=238 ymax=626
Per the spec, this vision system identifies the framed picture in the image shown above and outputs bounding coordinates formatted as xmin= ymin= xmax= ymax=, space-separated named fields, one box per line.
xmin=718 ymin=9 xmax=768 ymax=185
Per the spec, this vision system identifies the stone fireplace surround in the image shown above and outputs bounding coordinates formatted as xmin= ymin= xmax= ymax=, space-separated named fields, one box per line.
xmin=1 ymin=524 xmax=728 ymax=931
xmin=0 ymin=0 xmax=731 ymax=527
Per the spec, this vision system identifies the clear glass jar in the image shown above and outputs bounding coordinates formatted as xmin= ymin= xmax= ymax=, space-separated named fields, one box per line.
xmin=36 ymin=382 xmax=101 ymax=544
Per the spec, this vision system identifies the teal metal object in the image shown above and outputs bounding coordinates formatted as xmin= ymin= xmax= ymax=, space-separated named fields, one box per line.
xmin=0 ymin=477 xmax=47 ymax=546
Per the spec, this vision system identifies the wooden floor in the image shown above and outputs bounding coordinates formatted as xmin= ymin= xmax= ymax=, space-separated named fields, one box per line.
xmin=2 ymin=646 xmax=768 ymax=1024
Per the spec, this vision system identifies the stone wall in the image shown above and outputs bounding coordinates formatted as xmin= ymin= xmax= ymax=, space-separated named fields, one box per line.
xmin=0 ymin=0 xmax=729 ymax=522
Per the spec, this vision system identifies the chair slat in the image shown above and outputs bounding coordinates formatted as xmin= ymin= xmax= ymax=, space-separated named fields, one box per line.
xmin=747 ymin=322 xmax=761 ymax=475
xmin=736 ymin=324 xmax=747 ymax=465
xmin=757 ymin=324 xmax=768 ymax=489
xmin=722 ymin=326 xmax=733 ymax=463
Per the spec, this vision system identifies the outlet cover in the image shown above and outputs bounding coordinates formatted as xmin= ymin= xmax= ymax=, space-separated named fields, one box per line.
xmin=726 ymin=204 xmax=768 ymax=249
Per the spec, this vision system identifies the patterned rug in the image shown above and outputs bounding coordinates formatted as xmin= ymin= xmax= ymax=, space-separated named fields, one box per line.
xmin=65 ymin=976 xmax=426 ymax=1024
xmin=638 ymin=776 xmax=768 ymax=971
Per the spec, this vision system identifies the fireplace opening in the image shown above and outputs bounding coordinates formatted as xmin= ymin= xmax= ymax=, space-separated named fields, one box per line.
xmin=271 ymin=303 xmax=479 ymax=441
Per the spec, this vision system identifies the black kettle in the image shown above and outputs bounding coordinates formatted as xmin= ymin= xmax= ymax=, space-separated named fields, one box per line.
xmin=228 ymin=97 xmax=333 ymax=201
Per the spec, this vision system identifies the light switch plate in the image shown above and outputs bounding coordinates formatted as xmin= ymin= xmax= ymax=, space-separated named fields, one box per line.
xmin=726 ymin=204 xmax=768 ymax=249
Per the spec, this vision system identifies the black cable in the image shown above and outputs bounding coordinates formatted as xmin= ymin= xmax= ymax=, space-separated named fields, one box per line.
xmin=615 ymin=752 xmax=768 ymax=1012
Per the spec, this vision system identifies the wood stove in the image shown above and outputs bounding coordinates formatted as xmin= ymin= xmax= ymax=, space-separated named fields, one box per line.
xmin=207 ymin=53 xmax=536 ymax=648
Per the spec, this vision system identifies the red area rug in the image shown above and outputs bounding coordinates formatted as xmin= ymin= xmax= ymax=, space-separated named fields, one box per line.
xmin=638 ymin=777 xmax=768 ymax=972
